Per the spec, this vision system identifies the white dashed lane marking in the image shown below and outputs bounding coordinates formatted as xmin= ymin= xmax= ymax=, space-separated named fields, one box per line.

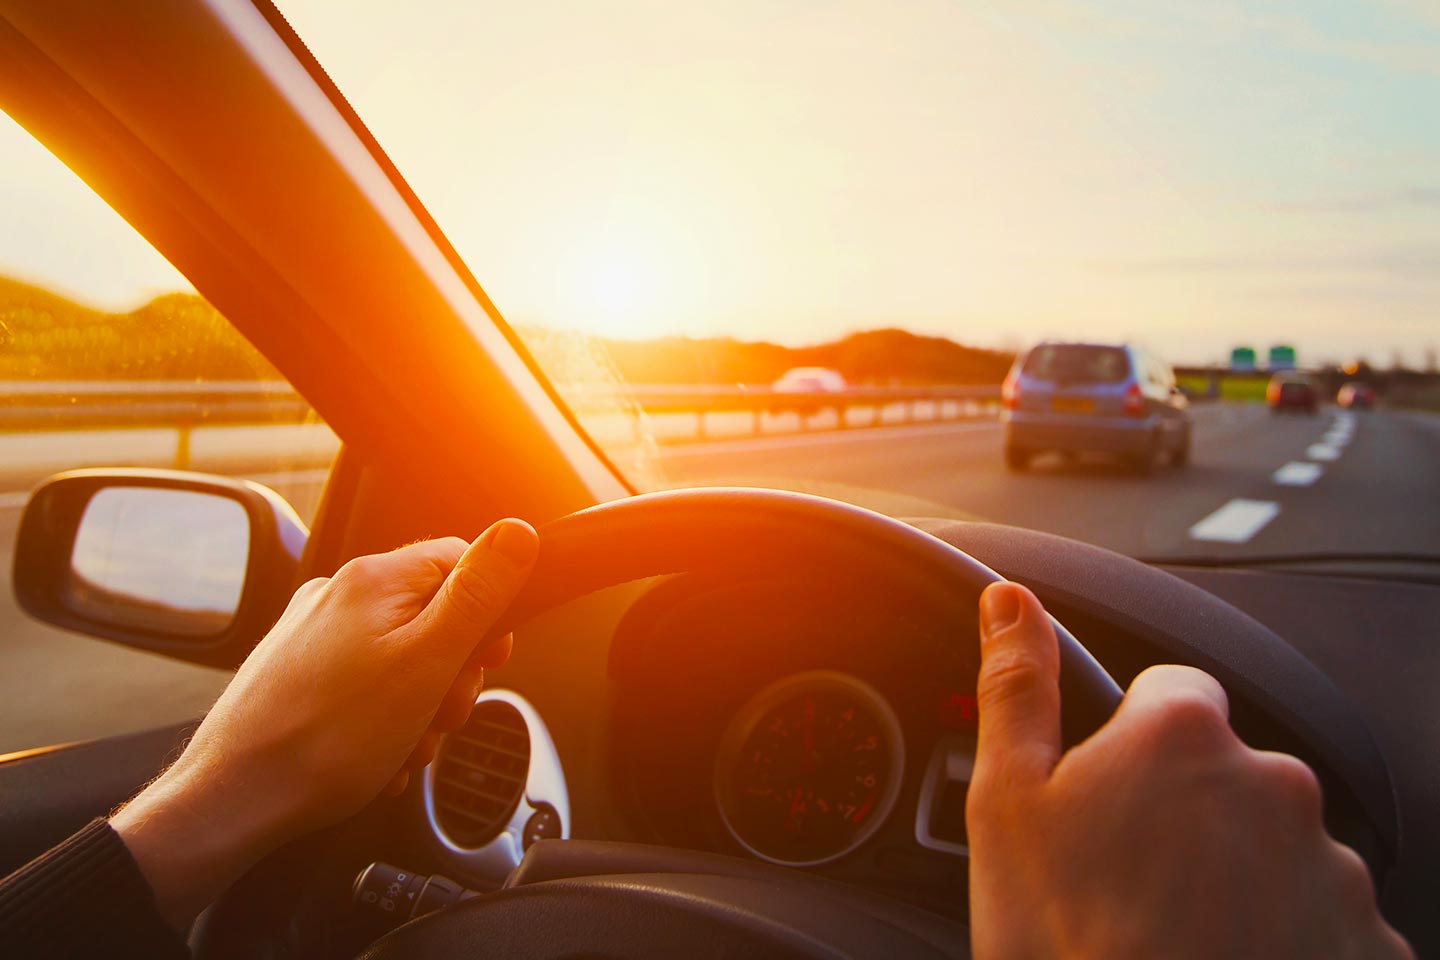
xmin=1324 ymin=422 xmax=1354 ymax=446
xmin=1189 ymin=499 xmax=1282 ymax=544
xmin=1194 ymin=412 xmax=1352 ymax=541
xmin=1273 ymin=462 xmax=1324 ymax=486
xmin=1308 ymin=413 xmax=1355 ymax=461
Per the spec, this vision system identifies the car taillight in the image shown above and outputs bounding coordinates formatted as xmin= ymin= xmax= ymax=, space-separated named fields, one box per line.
xmin=1123 ymin=382 xmax=1144 ymax=416
xmin=1002 ymin=373 xmax=1021 ymax=410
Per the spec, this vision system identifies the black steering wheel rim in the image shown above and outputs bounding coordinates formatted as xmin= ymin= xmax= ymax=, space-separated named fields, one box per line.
xmin=495 ymin=487 xmax=1123 ymax=743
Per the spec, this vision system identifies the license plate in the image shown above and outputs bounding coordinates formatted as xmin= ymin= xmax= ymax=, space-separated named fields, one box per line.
xmin=1050 ymin=397 xmax=1095 ymax=414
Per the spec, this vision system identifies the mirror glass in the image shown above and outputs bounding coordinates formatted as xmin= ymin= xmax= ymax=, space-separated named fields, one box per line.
xmin=67 ymin=487 xmax=251 ymax=637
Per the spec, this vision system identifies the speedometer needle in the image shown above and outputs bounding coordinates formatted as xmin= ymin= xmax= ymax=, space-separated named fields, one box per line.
xmin=851 ymin=793 xmax=876 ymax=826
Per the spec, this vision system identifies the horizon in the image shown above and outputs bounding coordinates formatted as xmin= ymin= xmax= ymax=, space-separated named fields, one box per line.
xmin=4 ymin=1 xmax=1439 ymax=370
xmin=6 ymin=265 xmax=1429 ymax=374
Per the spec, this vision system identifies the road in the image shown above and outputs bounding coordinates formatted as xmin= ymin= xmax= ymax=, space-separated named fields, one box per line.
xmin=654 ymin=403 xmax=1440 ymax=559
xmin=2 ymin=403 xmax=1437 ymax=753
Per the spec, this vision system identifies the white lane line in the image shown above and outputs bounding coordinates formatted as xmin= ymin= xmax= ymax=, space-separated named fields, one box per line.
xmin=1307 ymin=443 xmax=1342 ymax=461
xmin=658 ymin=419 xmax=999 ymax=459
xmin=1189 ymin=499 xmax=1281 ymax=544
xmin=1273 ymin=462 xmax=1324 ymax=486
xmin=1324 ymin=423 xmax=1353 ymax=443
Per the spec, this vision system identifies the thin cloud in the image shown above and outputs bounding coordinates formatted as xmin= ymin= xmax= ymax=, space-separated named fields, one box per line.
xmin=1091 ymin=250 xmax=1440 ymax=280
xmin=1015 ymin=0 xmax=1440 ymax=78
xmin=1272 ymin=188 xmax=1440 ymax=213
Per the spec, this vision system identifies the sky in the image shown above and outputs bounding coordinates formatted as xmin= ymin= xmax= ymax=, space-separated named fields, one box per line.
xmin=2 ymin=0 xmax=1438 ymax=367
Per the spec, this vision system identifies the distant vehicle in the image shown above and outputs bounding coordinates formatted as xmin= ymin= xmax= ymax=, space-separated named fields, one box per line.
xmin=1266 ymin=372 xmax=1320 ymax=415
xmin=1001 ymin=342 xmax=1192 ymax=473
xmin=772 ymin=367 xmax=846 ymax=393
xmin=1337 ymin=382 xmax=1376 ymax=410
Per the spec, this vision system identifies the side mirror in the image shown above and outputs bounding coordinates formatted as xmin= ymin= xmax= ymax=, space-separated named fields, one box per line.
xmin=13 ymin=469 xmax=308 ymax=668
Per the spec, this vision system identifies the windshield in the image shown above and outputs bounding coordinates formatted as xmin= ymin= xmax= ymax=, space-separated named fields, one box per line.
xmin=218 ymin=4 xmax=1440 ymax=559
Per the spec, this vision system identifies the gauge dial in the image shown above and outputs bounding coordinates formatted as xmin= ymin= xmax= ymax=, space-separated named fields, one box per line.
xmin=715 ymin=671 xmax=905 ymax=866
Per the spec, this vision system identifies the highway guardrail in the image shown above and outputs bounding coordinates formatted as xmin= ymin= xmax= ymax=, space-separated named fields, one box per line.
xmin=0 ymin=380 xmax=1005 ymax=463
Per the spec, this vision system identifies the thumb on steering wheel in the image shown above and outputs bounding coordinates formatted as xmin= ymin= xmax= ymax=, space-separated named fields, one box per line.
xmin=974 ymin=581 xmax=1063 ymax=787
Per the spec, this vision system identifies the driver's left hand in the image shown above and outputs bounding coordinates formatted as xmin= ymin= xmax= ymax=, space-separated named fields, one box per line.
xmin=110 ymin=520 xmax=539 ymax=928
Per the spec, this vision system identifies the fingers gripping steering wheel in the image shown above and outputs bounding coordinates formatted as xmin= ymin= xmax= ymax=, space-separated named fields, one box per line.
xmin=361 ymin=488 xmax=1124 ymax=960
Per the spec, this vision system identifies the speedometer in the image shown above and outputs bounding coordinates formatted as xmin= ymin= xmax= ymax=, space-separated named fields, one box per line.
xmin=714 ymin=671 xmax=905 ymax=867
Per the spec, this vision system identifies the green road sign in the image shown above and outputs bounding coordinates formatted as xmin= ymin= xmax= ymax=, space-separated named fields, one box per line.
xmin=1269 ymin=345 xmax=1297 ymax=370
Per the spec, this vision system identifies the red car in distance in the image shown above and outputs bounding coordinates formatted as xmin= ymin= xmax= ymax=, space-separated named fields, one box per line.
xmin=1266 ymin=373 xmax=1320 ymax=415
xmin=1338 ymin=382 xmax=1377 ymax=410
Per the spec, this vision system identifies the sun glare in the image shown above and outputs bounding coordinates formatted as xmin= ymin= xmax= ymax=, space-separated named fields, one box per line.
xmin=555 ymin=236 xmax=676 ymax=341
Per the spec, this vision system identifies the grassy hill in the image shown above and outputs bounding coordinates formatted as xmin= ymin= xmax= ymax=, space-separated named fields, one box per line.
xmin=0 ymin=276 xmax=280 ymax=380
xmin=1 ymin=274 xmax=1011 ymax=385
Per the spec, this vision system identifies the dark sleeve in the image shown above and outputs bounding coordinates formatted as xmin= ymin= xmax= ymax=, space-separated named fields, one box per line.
xmin=0 ymin=817 xmax=189 ymax=959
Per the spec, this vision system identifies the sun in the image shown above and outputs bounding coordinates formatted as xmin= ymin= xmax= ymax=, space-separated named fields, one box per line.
xmin=553 ymin=233 xmax=679 ymax=340
xmin=582 ymin=249 xmax=644 ymax=327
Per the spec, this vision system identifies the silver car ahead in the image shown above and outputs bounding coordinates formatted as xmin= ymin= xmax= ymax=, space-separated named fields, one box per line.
xmin=1001 ymin=342 xmax=1192 ymax=473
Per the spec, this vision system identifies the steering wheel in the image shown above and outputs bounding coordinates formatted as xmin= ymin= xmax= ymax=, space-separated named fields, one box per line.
xmin=359 ymin=488 xmax=1124 ymax=959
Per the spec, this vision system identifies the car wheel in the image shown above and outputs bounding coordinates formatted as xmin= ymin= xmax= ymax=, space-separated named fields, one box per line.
xmin=1004 ymin=444 xmax=1033 ymax=471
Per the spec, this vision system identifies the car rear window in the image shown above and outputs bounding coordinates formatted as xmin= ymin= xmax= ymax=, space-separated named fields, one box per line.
xmin=1021 ymin=345 xmax=1129 ymax=384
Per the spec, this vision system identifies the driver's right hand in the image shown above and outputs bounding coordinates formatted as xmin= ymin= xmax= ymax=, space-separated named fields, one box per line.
xmin=966 ymin=581 xmax=1412 ymax=960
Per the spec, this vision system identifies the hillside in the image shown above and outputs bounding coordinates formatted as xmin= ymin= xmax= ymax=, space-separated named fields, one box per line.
xmin=0 ymin=274 xmax=1011 ymax=385
xmin=598 ymin=328 xmax=1014 ymax=386
xmin=0 ymin=276 xmax=280 ymax=380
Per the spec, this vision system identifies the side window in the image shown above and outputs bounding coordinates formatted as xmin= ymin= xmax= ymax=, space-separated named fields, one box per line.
xmin=0 ymin=111 xmax=339 ymax=753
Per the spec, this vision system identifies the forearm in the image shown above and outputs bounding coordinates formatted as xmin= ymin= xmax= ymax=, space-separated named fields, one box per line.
xmin=109 ymin=750 xmax=293 ymax=931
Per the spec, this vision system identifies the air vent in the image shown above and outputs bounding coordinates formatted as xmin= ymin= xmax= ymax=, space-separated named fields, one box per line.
xmin=432 ymin=700 xmax=530 ymax=848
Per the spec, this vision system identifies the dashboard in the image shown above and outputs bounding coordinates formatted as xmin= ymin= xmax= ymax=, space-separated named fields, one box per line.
xmin=605 ymin=573 xmax=980 ymax=915
xmin=397 ymin=540 xmax=1406 ymax=931
xmin=404 ymin=571 xmax=982 ymax=920
xmin=200 ymin=520 xmax=1440 ymax=957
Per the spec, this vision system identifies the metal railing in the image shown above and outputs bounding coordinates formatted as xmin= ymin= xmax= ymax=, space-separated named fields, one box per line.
xmin=0 ymin=380 xmax=1005 ymax=461
xmin=568 ymin=383 xmax=1003 ymax=438
xmin=0 ymin=381 xmax=317 ymax=469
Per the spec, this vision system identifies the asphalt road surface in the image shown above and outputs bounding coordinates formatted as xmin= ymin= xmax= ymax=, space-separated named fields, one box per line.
xmin=2 ymin=403 xmax=1436 ymax=753
xmin=655 ymin=402 xmax=1440 ymax=559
